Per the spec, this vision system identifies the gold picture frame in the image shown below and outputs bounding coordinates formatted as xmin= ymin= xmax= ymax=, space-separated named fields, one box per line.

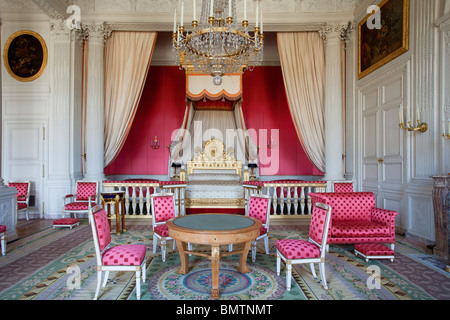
xmin=3 ymin=30 xmax=48 ymax=82
xmin=358 ymin=0 xmax=409 ymax=79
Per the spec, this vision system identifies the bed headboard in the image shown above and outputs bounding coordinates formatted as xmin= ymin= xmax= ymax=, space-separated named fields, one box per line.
xmin=187 ymin=139 xmax=242 ymax=180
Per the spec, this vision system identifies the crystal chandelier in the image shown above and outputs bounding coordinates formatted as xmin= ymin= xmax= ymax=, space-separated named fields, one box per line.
xmin=172 ymin=0 xmax=264 ymax=85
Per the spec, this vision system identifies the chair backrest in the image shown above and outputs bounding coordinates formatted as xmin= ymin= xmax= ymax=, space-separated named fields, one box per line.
xmin=247 ymin=194 xmax=271 ymax=226
xmin=8 ymin=181 xmax=30 ymax=201
xmin=151 ymin=193 xmax=176 ymax=225
xmin=309 ymin=202 xmax=332 ymax=257
xmin=76 ymin=181 xmax=98 ymax=201
xmin=89 ymin=205 xmax=111 ymax=265
xmin=333 ymin=182 xmax=354 ymax=193
xmin=309 ymin=192 xmax=375 ymax=222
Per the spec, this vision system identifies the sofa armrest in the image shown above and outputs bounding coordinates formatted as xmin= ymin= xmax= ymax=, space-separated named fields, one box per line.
xmin=371 ymin=208 xmax=398 ymax=234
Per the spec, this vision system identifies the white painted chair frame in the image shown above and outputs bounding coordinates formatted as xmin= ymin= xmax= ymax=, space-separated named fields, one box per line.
xmin=88 ymin=205 xmax=146 ymax=300
xmin=63 ymin=180 xmax=99 ymax=219
xmin=228 ymin=194 xmax=271 ymax=262
xmin=331 ymin=181 xmax=354 ymax=192
xmin=9 ymin=180 xmax=31 ymax=221
xmin=0 ymin=230 xmax=6 ymax=256
xmin=277 ymin=202 xmax=332 ymax=291
xmin=249 ymin=194 xmax=271 ymax=262
xmin=150 ymin=193 xmax=177 ymax=262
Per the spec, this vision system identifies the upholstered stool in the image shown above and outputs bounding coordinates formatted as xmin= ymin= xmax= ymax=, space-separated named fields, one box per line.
xmin=0 ymin=225 xmax=6 ymax=256
xmin=354 ymin=244 xmax=394 ymax=262
xmin=53 ymin=218 xmax=80 ymax=229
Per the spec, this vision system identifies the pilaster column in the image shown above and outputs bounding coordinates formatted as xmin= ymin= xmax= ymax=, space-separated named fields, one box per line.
xmin=49 ymin=20 xmax=72 ymax=182
xmin=83 ymin=22 xmax=111 ymax=182
xmin=319 ymin=24 xmax=348 ymax=182
xmin=0 ymin=19 xmax=18 ymax=241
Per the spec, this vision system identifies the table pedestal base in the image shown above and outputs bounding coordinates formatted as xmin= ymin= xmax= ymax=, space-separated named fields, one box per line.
xmin=175 ymin=240 xmax=252 ymax=299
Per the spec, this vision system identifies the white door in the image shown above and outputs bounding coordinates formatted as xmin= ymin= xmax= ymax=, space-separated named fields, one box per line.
xmin=360 ymin=78 xmax=404 ymax=213
xmin=3 ymin=121 xmax=46 ymax=218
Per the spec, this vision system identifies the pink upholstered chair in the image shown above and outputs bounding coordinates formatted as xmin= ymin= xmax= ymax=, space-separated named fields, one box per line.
xmin=277 ymin=202 xmax=332 ymax=291
xmin=63 ymin=180 xmax=98 ymax=219
xmin=0 ymin=225 xmax=6 ymax=256
xmin=8 ymin=181 xmax=31 ymax=220
xmin=333 ymin=181 xmax=354 ymax=193
xmin=247 ymin=194 xmax=271 ymax=262
xmin=89 ymin=205 xmax=146 ymax=300
xmin=150 ymin=193 xmax=177 ymax=262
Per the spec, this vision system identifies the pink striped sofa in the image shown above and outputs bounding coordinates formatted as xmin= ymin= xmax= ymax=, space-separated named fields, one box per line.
xmin=308 ymin=192 xmax=398 ymax=250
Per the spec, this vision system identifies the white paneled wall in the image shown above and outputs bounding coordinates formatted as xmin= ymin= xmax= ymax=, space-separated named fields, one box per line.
xmin=1 ymin=19 xmax=50 ymax=218
xmin=351 ymin=0 xmax=449 ymax=242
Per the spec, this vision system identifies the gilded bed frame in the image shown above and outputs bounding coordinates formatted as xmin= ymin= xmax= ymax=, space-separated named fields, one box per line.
xmin=185 ymin=139 xmax=244 ymax=209
xmin=186 ymin=138 xmax=242 ymax=180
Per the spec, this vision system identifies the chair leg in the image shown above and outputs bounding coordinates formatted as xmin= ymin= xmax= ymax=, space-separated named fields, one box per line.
xmin=94 ymin=270 xmax=103 ymax=300
xmin=251 ymin=240 xmax=257 ymax=262
xmin=319 ymin=262 xmax=328 ymax=290
xmin=161 ymin=239 xmax=166 ymax=262
xmin=229 ymin=244 xmax=233 ymax=252
xmin=25 ymin=210 xmax=29 ymax=221
xmin=276 ymin=253 xmax=281 ymax=276
xmin=102 ymin=271 xmax=109 ymax=288
xmin=136 ymin=269 xmax=141 ymax=300
xmin=264 ymin=236 xmax=269 ymax=255
xmin=390 ymin=243 xmax=395 ymax=251
xmin=142 ymin=261 xmax=146 ymax=283
xmin=153 ymin=234 xmax=157 ymax=253
xmin=310 ymin=263 xmax=317 ymax=278
xmin=1 ymin=235 xmax=5 ymax=256
xmin=286 ymin=262 xmax=292 ymax=291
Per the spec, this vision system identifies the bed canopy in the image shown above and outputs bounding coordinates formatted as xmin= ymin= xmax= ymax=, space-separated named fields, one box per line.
xmin=168 ymin=73 xmax=259 ymax=179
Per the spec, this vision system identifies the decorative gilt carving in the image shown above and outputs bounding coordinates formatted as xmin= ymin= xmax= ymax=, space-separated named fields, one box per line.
xmin=185 ymin=198 xmax=245 ymax=208
xmin=187 ymin=139 xmax=242 ymax=179
xmin=211 ymin=246 xmax=220 ymax=262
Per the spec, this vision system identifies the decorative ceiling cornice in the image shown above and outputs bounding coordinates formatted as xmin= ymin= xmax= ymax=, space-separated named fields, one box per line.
xmin=1 ymin=0 xmax=355 ymax=33
xmin=105 ymin=21 xmax=328 ymax=32
xmin=30 ymin=0 xmax=70 ymax=20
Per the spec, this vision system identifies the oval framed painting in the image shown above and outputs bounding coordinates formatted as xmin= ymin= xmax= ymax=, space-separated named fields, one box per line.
xmin=3 ymin=30 xmax=48 ymax=82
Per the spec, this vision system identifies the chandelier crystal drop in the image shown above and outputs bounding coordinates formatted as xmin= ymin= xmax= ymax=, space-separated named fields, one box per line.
xmin=172 ymin=0 xmax=264 ymax=85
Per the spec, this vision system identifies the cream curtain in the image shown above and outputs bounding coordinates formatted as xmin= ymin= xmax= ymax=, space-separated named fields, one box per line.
xmin=277 ymin=32 xmax=326 ymax=173
xmin=103 ymin=31 xmax=158 ymax=167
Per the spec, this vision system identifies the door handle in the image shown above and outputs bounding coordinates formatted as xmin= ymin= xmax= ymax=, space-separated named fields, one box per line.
xmin=378 ymin=157 xmax=383 ymax=164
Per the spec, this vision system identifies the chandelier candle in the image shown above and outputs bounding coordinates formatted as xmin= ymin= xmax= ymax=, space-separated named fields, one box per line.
xmin=193 ymin=0 xmax=196 ymax=20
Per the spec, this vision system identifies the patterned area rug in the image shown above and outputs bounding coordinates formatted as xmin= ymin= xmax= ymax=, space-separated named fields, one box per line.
xmin=0 ymin=220 xmax=449 ymax=300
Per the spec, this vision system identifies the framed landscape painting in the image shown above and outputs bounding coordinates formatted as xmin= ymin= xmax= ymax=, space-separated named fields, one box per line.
xmin=358 ymin=0 xmax=409 ymax=79
xmin=3 ymin=30 xmax=48 ymax=82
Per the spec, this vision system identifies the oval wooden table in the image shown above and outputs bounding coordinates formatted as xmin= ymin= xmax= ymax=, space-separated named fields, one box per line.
xmin=166 ymin=214 xmax=262 ymax=299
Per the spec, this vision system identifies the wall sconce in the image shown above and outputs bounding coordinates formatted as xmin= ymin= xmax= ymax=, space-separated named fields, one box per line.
xmin=442 ymin=121 xmax=450 ymax=141
xmin=399 ymin=106 xmax=428 ymax=133
xmin=248 ymin=163 xmax=258 ymax=179
xmin=171 ymin=162 xmax=181 ymax=179
xmin=268 ymin=135 xmax=277 ymax=149
xmin=151 ymin=136 xmax=160 ymax=150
